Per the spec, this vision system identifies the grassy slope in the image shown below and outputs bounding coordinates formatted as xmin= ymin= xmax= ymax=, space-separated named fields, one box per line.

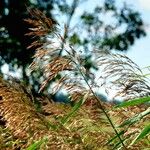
xmin=0 ymin=77 xmax=149 ymax=149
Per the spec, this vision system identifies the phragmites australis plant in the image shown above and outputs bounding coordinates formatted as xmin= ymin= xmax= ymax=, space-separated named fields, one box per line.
xmin=0 ymin=9 xmax=149 ymax=149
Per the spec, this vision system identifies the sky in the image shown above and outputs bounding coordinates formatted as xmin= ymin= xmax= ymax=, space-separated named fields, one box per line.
xmin=68 ymin=0 xmax=150 ymax=69
xmin=2 ymin=0 xmax=150 ymax=76
xmin=1 ymin=0 xmax=150 ymax=101
xmin=77 ymin=0 xmax=150 ymax=100
xmin=123 ymin=0 xmax=150 ymax=69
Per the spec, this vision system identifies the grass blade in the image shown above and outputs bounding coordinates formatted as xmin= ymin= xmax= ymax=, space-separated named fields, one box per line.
xmin=116 ymin=97 xmax=150 ymax=108
xmin=131 ymin=124 xmax=150 ymax=145
xmin=119 ymin=107 xmax=150 ymax=127
xmin=61 ymin=98 xmax=83 ymax=124
xmin=26 ymin=137 xmax=48 ymax=150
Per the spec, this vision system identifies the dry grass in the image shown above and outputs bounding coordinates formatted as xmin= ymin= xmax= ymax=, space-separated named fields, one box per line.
xmin=0 ymin=76 xmax=149 ymax=149
xmin=95 ymin=50 xmax=150 ymax=100
xmin=0 ymin=76 xmax=85 ymax=149
xmin=0 ymin=9 xmax=149 ymax=150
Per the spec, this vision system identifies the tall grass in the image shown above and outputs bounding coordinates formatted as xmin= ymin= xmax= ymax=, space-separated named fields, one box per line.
xmin=0 ymin=9 xmax=149 ymax=149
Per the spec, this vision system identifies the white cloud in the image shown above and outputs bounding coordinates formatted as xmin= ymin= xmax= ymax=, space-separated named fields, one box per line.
xmin=139 ymin=0 xmax=150 ymax=10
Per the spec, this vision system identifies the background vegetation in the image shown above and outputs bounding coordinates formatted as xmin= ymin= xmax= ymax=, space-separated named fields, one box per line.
xmin=0 ymin=0 xmax=146 ymax=93
xmin=0 ymin=0 xmax=149 ymax=149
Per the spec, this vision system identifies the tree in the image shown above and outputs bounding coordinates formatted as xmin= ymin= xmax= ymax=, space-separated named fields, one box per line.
xmin=0 ymin=0 xmax=146 ymax=92
xmin=0 ymin=9 xmax=149 ymax=149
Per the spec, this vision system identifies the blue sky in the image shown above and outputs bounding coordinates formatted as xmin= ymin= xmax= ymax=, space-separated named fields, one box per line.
xmin=68 ymin=0 xmax=150 ymax=68
xmin=75 ymin=0 xmax=150 ymax=99
xmin=1 ymin=0 xmax=149 ymax=100
xmin=123 ymin=0 xmax=150 ymax=68
xmin=2 ymin=0 xmax=150 ymax=77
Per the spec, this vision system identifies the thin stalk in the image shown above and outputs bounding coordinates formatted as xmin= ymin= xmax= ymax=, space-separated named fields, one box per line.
xmin=68 ymin=55 xmax=127 ymax=149
xmin=80 ymin=67 xmax=126 ymax=149
xmin=58 ymin=0 xmax=79 ymax=56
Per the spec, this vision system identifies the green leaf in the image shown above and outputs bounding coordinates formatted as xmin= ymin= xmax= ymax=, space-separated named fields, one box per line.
xmin=26 ymin=137 xmax=48 ymax=150
xmin=131 ymin=124 xmax=150 ymax=145
xmin=116 ymin=97 xmax=150 ymax=108
xmin=61 ymin=98 xmax=83 ymax=124
xmin=119 ymin=107 xmax=150 ymax=127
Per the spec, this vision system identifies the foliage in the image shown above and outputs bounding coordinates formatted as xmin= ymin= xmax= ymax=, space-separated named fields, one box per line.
xmin=115 ymin=97 xmax=150 ymax=147
xmin=0 ymin=10 xmax=150 ymax=150
xmin=96 ymin=51 xmax=150 ymax=148
xmin=26 ymin=137 xmax=48 ymax=150
xmin=116 ymin=97 xmax=150 ymax=107
xmin=0 ymin=0 xmax=146 ymax=91
xmin=0 ymin=6 xmax=149 ymax=150
xmin=0 ymin=76 xmax=149 ymax=149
